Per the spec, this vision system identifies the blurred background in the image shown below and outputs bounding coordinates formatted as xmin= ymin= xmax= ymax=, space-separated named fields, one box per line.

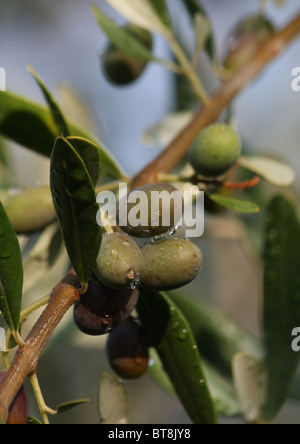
xmin=0 ymin=0 xmax=300 ymax=424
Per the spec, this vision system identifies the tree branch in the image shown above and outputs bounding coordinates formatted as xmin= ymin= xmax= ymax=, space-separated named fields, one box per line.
xmin=131 ymin=12 xmax=300 ymax=188
xmin=0 ymin=272 xmax=80 ymax=424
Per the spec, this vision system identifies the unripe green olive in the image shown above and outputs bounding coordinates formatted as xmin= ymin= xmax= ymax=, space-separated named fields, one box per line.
xmin=189 ymin=124 xmax=241 ymax=177
xmin=141 ymin=238 xmax=203 ymax=291
xmin=5 ymin=186 xmax=56 ymax=233
xmin=106 ymin=317 xmax=149 ymax=380
xmin=118 ymin=183 xmax=183 ymax=238
xmin=95 ymin=232 xmax=144 ymax=289
xmin=0 ymin=373 xmax=28 ymax=424
xmin=224 ymin=15 xmax=274 ymax=72
xmin=73 ymin=280 xmax=139 ymax=336
xmin=102 ymin=25 xmax=153 ymax=86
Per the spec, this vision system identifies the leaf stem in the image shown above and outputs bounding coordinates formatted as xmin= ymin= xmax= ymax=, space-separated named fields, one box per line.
xmin=29 ymin=373 xmax=57 ymax=424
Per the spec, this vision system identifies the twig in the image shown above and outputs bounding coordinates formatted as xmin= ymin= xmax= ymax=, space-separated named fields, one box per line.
xmin=131 ymin=13 xmax=300 ymax=188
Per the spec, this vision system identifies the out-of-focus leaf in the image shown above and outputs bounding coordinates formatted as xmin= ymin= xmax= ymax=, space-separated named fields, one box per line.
xmin=50 ymin=136 xmax=102 ymax=285
xmin=0 ymin=203 xmax=23 ymax=332
xmin=103 ymin=0 xmax=171 ymax=37
xmin=232 ymin=353 xmax=267 ymax=424
xmin=148 ymin=0 xmax=172 ymax=29
xmin=138 ymin=290 xmax=217 ymax=424
xmin=179 ymin=0 xmax=216 ymax=60
xmin=5 ymin=186 xmax=56 ymax=234
xmin=169 ymin=292 xmax=264 ymax=378
xmin=57 ymin=399 xmax=90 ymax=414
xmin=263 ymin=195 xmax=300 ymax=422
xmin=0 ymin=327 xmax=5 ymax=352
xmin=0 ymin=92 xmax=124 ymax=180
xmin=194 ymin=13 xmax=211 ymax=56
xmin=209 ymin=194 xmax=260 ymax=214
xmin=27 ymin=66 xmax=69 ymax=136
xmin=149 ymin=347 xmax=241 ymax=417
xmin=238 ymin=156 xmax=296 ymax=187
xmin=93 ymin=6 xmax=155 ymax=63
xmin=98 ymin=373 xmax=129 ymax=424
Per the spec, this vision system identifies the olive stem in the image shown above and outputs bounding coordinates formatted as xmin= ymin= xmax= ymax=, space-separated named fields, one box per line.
xmin=30 ymin=373 xmax=57 ymax=424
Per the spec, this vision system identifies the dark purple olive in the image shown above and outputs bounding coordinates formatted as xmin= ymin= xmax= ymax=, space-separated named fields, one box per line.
xmin=106 ymin=317 xmax=149 ymax=380
xmin=73 ymin=280 xmax=139 ymax=336
xmin=0 ymin=373 xmax=28 ymax=424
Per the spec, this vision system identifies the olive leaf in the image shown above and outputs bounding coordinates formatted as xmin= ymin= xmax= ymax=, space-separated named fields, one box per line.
xmin=148 ymin=0 xmax=172 ymax=30
xmin=98 ymin=373 xmax=129 ymax=424
xmin=263 ymin=195 xmax=300 ymax=422
xmin=137 ymin=290 xmax=217 ymax=424
xmin=56 ymin=399 xmax=90 ymax=414
xmin=0 ymin=203 xmax=23 ymax=332
xmin=27 ymin=65 xmax=69 ymax=136
xmin=0 ymin=91 xmax=124 ymax=180
xmin=209 ymin=194 xmax=260 ymax=214
xmin=238 ymin=155 xmax=296 ymax=187
xmin=50 ymin=136 xmax=102 ymax=286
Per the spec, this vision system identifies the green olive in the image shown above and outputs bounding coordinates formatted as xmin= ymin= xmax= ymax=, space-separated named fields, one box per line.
xmin=5 ymin=186 xmax=56 ymax=233
xmin=102 ymin=25 xmax=153 ymax=86
xmin=118 ymin=183 xmax=183 ymax=238
xmin=106 ymin=317 xmax=149 ymax=380
xmin=224 ymin=15 xmax=274 ymax=72
xmin=189 ymin=124 xmax=241 ymax=177
xmin=95 ymin=232 xmax=144 ymax=289
xmin=141 ymin=238 xmax=203 ymax=291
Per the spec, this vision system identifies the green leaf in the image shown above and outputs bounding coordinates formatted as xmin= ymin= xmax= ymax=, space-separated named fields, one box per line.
xmin=27 ymin=66 xmax=69 ymax=136
xmin=28 ymin=416 xmax=42 ymax=424
xmin=137 ymin=290 xmax=217 ymax=424
xmin=209 ymin=194 xmax=260 ymax=214
xmin=238 ymin=156 xmax=296 ymax=187
xmin=92 ymin=5 xmax=155 ymax=63
xmin=148 ymin=0 xmax=172 ymax=29
xmin=169 ymin=292 xmax=264 ymax=378
xmin=149 ymin=347 xmax=241 ymax=417
xmin=0 ymin=203 xmax=23 ymax=332
xmin=263 ymin=195 xmax=300 ymax=422
xmin=65 ymin=137 xmax=100 ymax=186
xmin=0 ymin=92 xmax=124 ymax=180
xmin=56 ymin=399 xmax=90 ymax=414
xmin=179 ymin=0 xmax=216 ymax=60
xmin=50 ymin=136 xmax=102 ymax=285
xmin=98 ymin=373 xmax=129 ymax=424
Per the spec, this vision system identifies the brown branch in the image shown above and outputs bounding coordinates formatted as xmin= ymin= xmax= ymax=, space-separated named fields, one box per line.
xmin=131 ymin=12 xmax=300 ymax=188
xmin=0 ymin=272 xmax=80 ymax=424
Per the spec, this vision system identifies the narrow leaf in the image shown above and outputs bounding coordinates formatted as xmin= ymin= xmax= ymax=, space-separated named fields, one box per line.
xmin=66 ymin=137 xmax=100 ymax=186
xmin=137 ymin=290 xmax=217 ymax=424
xmin=57 ymin=399 xmax=90 ymax=414
xmin=98 ymin=373 xmax=129 ymax=424
xmin=232 ymin=353 xmax=267 ymax=424
xmin=148 ymin=0 xmax=172 ymax=29
xmin=103 ymin=0 xmax=171 ymax=37
xmin=0 ymin=203 xmax=23 ymax=332
xmin=209 ymin=194 xmax=260 ymax=214
xmin=263 ymin=195 xmax=300 ymax=422
xmin=0 ymin=92 xmax=124 ymax=180
xmin=238 ymin=155 xmax=296 ymax=187
xmin=92 ymin=6 xmax=155 ymax=63
xmin=27 ymin=66 xmax=69 ymax=136
xmin=50 ymin=136 xmax=102 ymax=285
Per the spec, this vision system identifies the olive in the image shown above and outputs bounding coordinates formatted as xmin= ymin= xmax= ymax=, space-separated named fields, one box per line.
xmin=141 ymin=238 xmax=203 ymax=291
xmin=5 ymin=186 xmax=56 ymax=233
xmin=0 ymin=373 xmax=28 ymax=424
xmin=95 ymin=232 xmax=144 ymax=289
xmin=73 ymin=280 xmax=139 ymax=336
xmin=102 ymin=25 xmax=153 ymax=86
xmin=189 ymin=123 xmax=241 ymax=178
xmin=106 ymin=317 xmax=149 ymax=380
xmin=224 ymin=15 xmax=274 ymax=73
xmin=117 ymin=183 xmax=183 ymax=238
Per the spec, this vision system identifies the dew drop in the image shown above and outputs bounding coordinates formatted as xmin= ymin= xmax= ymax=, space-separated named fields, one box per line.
xmin=121 ymin=241 xmax=131 ymax=247
xmin=102 ymin=314 xmax=112 ymax=325
xmin=111 ymin=248 xmax=119 ymax=258
xmin=171 ymin=321 xmax=179 ymax=331
xmin=199 ymin=379 xmax=205 ymax=384
xmin=173 ymin=253 xmax=179 ymax=259
xmin=168 ymin=226 xmax=177 ymax=236
xmin=268 ymin=229 xmax=279 ymax=242
xmin=177 ymin=328 xmax=188 ymax=341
